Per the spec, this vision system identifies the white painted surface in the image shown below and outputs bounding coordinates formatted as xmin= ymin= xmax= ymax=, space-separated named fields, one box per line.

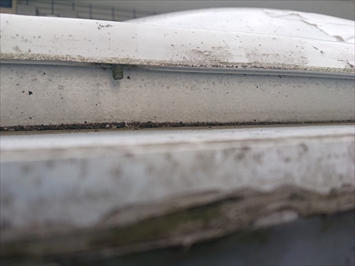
xmin=0 ymin=12 xmax=354 ymax=75
xmin=129 ymin=8 xmax=355 ymax=43
xmin=1 ymin=125 xmax=354 ymax=228
xmin=1 ymin=125 xmax=354 ymax=155
xmin=0 ymin=9 xmax=354 ymax=258
xmin=1 ymin=65 xmax=354 ymax=128
xmin=1 ymin=10 xmax=354 ymax=127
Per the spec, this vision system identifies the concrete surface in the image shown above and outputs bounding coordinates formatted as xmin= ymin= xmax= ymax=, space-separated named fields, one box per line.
xmin=1 ymin=125 xmax=354 ymax=260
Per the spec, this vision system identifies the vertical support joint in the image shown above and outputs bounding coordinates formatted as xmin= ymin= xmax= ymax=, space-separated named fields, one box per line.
xmin=112 ymin=65 xmax=124 ymax=80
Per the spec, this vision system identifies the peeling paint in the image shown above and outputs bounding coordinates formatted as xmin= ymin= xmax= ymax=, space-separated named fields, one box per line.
xmin=129 ymin=8 xmax=354 ymax=44
xmin=1 ymin=13 xmax=354 ymax=76
xmin=264 ymin=9 xmax=355 ymax=43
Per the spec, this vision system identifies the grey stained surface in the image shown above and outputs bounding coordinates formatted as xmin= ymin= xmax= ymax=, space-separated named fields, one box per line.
xmin=98 ymin=211 xmax=355 ymax=266
xmin=7 ymin=211 xmax=351 ymax=265
xmin=1 ymin=125 xmax=353 ymax=258
xmin=1 ymin=10 xmax=354 ymax=129
xmin=1 ymin=65 xmax=354 ymax=128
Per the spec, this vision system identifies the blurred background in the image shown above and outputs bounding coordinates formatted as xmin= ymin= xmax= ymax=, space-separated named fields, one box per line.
xmin=1 ymin=0 xmax=354 ymax=21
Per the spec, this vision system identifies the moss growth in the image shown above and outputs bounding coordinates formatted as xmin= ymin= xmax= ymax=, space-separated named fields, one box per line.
xmin=288 ymin=193 xmax=306 ymax=201
xmin=90 ymin=199 xmax=240 ymax=248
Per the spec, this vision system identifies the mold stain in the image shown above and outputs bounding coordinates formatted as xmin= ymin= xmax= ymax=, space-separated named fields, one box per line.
xmin=1 ymin=120 xmax=353 ymax=132
xmin=90 ymin=199 xmax=227 ymax=247
xmin=1 ymin=53 xmax=354 ymax=74
xmin=0 ymin=187 xmax=353 ymax=260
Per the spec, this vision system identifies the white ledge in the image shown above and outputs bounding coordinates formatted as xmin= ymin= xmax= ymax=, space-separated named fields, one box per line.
xmin=1 ymin=11 xmax=354 ymax=76
xmin=1 ymin=124 xmax=354 ymax=228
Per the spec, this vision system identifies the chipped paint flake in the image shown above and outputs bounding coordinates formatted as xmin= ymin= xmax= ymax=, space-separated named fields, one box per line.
xmin=264 ymin=9 xmax=355 ymax=43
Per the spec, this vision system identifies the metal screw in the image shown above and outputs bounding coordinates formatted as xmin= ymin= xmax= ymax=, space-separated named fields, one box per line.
xmin=112 ymin=65 xmax=123 ymax=80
